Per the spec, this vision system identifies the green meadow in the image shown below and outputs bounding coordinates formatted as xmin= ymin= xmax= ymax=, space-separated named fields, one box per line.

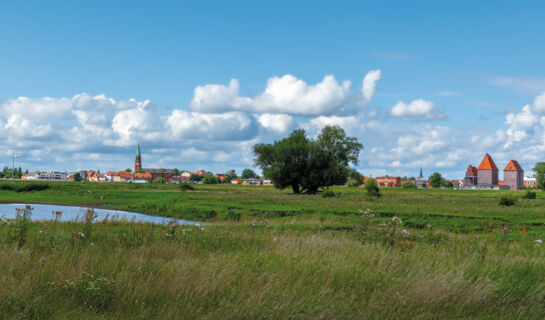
xmin=1 ymin=181 xmax=545 ymax=319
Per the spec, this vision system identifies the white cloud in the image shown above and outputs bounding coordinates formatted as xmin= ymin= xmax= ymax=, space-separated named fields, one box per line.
xmin=189 ymin=71 xmax=381 ymax=116
xmin=166 ymin=110 xmax=255 ymax=141
xmin=533 ymin=92 xmax=545 ymax=114
xmin=389 ymin=99 xmax=444 ymax=120
xmin=256 ymin=113 xmax=294 ymax=134
xmin=190 ymin=79 xmax=240 ymax=113
xmin=362 ymin=70 xmax=381 ymax=101
xmin=490 ymin=76 xmax=545 ymax=94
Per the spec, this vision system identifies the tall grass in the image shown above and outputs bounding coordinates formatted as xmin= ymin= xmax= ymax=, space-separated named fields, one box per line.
xmin=0 ymin=206 xmax=544 ymax=319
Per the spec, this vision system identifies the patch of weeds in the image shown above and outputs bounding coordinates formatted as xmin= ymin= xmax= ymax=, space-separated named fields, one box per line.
xmin=321 ymin=189 xmax=335 ymax=198
xmin=523 ymin=190 xmax=536 ymax=200
xmin=179 ymin=183 xmax=194 ymax=191
xmin=225 ymin=211 xmax=241 ymax=221
xmin=10 ymin=205 xmax=33 ymax=247
xmin=53 ymin=272 xmax=115 ymax=310
xmin=499 ymin=195 xmax=517 ymax=206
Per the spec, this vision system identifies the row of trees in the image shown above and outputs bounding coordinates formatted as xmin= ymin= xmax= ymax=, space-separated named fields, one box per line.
xmin=0 ymin=167 xmax=24 ymax=179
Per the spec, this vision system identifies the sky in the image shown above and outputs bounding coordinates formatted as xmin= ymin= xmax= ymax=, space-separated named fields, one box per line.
xmin=1 ymin=1 xmax=545 ymax=179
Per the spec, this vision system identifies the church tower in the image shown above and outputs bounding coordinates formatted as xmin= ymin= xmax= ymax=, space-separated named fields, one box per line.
xmin=135 ymin=144 xmax=142 ymax=172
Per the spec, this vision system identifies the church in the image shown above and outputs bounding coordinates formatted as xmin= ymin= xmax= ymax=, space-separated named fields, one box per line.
xmin=134 ymin=144 xmax=176 ymax=181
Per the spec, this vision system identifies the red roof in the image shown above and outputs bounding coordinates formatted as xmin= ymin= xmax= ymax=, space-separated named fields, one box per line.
xmin=466 ymin=165 xmax=478 ymax=176
xmin=504 ymin=160 xmax=523 ymax=171
xmin=134 ymin=172 xmax=151 ymax=179
xmin=478 ymin=153 xmax=498 ymax=171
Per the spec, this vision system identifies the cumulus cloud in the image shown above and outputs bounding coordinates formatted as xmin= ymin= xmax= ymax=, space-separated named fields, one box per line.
xmin=362 ymin=70 xmax=381 ymax=101
xmin=166 ymin=110 xmax=255 ymax=141
xmin=256 ymin=113 xmax=294 ymax=134
xmin=389 ymin=99 xmax=444 ymax=120
xmin=533 ymin=92 xmax=545 ymax=114
xmin=189 ymin=71 xmax=381 ymax=115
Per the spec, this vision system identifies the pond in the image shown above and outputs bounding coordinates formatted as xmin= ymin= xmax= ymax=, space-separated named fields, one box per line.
xmin=0 ymin=203 xmax=201 ymax=225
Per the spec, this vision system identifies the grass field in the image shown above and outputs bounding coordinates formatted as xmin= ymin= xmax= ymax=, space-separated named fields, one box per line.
xmin=1 ymin=181 xmax=544 ymax=319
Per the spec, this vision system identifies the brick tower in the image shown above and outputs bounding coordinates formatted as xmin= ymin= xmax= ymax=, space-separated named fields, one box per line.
xmin=477 ymin=153 xmax=498 ymax=185
xmin=503 ymin=160 xmax=524 ymax=190
xmin=135 ymin=144 xmax=142 ymax=172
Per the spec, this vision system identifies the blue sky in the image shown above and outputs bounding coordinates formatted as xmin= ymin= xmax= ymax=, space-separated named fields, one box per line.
xmin=1 ymin=1 xmax=545 ymax=178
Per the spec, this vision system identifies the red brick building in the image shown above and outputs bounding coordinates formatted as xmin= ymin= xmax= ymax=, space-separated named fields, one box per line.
xmin=503 ymin=160 xmax=524 ymax=190
xmin=464 ymin=165 xmax=478 ymax=185
xmin=477 ymin=153 xmax=498 ymax=185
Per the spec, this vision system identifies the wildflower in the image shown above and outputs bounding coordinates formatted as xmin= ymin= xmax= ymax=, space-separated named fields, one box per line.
xmin=90 ymin=242 xmax=94 ymax=246
xmin=273 ymin=237 xmax=278 ymax=242
xmin=251 ymin=221 xmax=257 ymax=227
xmin=379 ymin=223 xmax=386 ymax=231
xmin=536 ymin=239 xmax=542 ymax=245
xmin=391 ymin=217 xmax=402 ymax=224
xmin=401 ymin=229 xmax=409 ymax=235
xmin=200 ymin=227 xmax=205 ymax=231
xmin=79 ymin=232 xmax=85 ymax=238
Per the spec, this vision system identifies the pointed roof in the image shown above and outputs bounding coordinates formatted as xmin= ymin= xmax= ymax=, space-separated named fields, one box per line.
xmin=478 ymin=153 xmax=498 ymax=171
xmin=504 ymin=160 xmax=523 ymax=171
xmin=465 ymin=164 xmax=478 ymax=176
xmin=419 ymin=168 xmax=423 ymax=178
xmin=136 ymin=144 xmax=141 ymax=157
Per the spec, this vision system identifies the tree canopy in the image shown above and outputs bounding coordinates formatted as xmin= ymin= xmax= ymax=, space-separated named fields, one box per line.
xmin=533 ymin=162 xmax=545 ymax=190
xmin=241 ymin=168 xmax=258 ymax=179
xmin=253 ymin=126 xmax=363 ymax=194
xmin=429 ymin=172 xmax=444 ymax=188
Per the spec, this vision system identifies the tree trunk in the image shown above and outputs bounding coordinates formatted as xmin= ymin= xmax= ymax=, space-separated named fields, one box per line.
xmin=291 ymin=184 xmax=300 ymax=194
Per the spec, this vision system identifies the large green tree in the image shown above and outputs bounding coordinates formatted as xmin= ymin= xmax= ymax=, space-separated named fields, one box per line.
xmin=429 ymin=172 xmax=444 ymax=188
xmin=241 ymin=168 xmax=258 ymax=179
xmin=253 ymin=126 xmax=363 ymax=194
xmin=533 ymin=162 xmax=545 ymax=190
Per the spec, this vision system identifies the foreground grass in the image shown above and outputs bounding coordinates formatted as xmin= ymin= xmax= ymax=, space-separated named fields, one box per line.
xmin=1 ymin=217 xmax=544 ymax=319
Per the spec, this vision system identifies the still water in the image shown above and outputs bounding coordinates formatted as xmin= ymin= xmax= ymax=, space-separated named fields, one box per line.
xmin=0 ymin=203 xmax=200 ymax=225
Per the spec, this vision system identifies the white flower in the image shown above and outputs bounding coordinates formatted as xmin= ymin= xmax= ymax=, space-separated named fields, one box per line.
xmin=251 ymin=221 xmax=257 ymax=227
xmin=536 ymin=239 xmax=542 ymax=245
xmin=401 ymin=229 xmax=409 ymax=235
xmin=79 ymin=232 xmax=85 ymax=238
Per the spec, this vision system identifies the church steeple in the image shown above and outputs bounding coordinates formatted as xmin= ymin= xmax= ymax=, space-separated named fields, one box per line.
xmin=418 ymin=167 xmax=423 ymax=180
xmin=135 ymin=144 xmax=142 ymax=172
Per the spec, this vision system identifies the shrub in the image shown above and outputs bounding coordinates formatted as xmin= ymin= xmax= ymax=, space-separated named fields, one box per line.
xmin=179 ymin=183 xmax=194 ymax=191
xmin=523 ymin=190 xmax=537 ymax=200
xmin=225 ymin=211 xmax=241 ymax=221
xmin=499 ymin=195 xmax=517 ymax=206
xmin=56 ymin=272 xmax=115 ymax=310
xmin=10 ymin=204 xmax=33 ymax=247
xmin=364 ymin=178 xmax=381 ymax=198
xmin=321 ymin=189 xmax=335 ymax=198
xmin=153 ymin=177 xmax=166 ymax=184
xmin=347 ymin=179 xmax=361 ymax=188
xmin=400 ymin=181 xmax=416 ymax=189
xmin=0 ymin=183 xmax=50 ymax=192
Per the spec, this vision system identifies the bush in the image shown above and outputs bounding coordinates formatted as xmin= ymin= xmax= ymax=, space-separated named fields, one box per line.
xmin=179 ymin=183 xmax=194 ymax=191
xmin=523 ymin=190 xmax=537 ymax=199
xmin=347 ymin=179 xmax=361 ymax=187
xmin=225 ymin=211 xmax=241 ymax=221
xmin=364 ymin=178 xmax=381 ymax=198
xmin=499 ymin=195 xmax=517 ymax=206
xmin=152 ymin=177 xmax=166 ymax=184
xmin=400 ymin=181 xmax=416 ymax=189
xmin=321 ymin=189 xmax=335 ymax=198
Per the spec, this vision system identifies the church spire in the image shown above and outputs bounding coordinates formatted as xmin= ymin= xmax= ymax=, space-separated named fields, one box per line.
xmin=418 ymin=167 xmax=423 ymax=179
xmin=135 ymin=144 xmax=142 ymax=172
xmin=136 ymin=143 xmax=141 ymax=157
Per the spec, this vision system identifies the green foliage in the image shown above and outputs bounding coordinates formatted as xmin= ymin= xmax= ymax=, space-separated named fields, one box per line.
xmin=0 ymin=182 xmax=50 ymax=192
xmin=523 ymin=190 xmax=537 ymax=199
xmin=125 ymin=168 xmax=132 ymax=172
xmin=499 ymin=195 xmax=517 ymax=206
xmin=74 ymin=172 xmax=82 ymax=181
xmin=533 ymin=162 xmax=545 ymax=190
xmin=224 ymin=210 xmax=241 ymax=221
xmin=203 ymin=174 xmax=220 ymax=184
xmin=179 ymin=183 xmax=194 ymax=191
xmin=241 ymin=168 xmax=258 ymax=179
xmin=400 ymin=181 xmax=416 ymax=189
xmin=189 ymin=173 xmax=202 ymax=182
xmin=223 ymin=169 xmax=237 ymax=183
xmin=347 ymin=179 xmax=361 ymax=187
xmin=321 ymin=189 xmax=335 ymax=198
xmin=364 ymin=178 xmax=381 ymax=198
xmin=9 ymin=204 xmax=32 ymax=247
xmin=446 ymin=181 xmax=454 ymax=188
xmin=253 ymin=126 xmax=363 ymax=194
xmin=429 ymin=172 xmax=444 ymax=188
xmin=153 ymin=177 xmax=166 ymax=184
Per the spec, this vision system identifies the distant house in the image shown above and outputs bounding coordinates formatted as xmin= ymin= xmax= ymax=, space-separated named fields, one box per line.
xmin=181 ymin=172 xmax=191 ymax=179
xmin=131 ymin=172 xmax=151 ymax=183
xmin=524 ymin=176 xmax=536 ymax=188
xmin=143 ymin=168 xmax=176 ymax=182
xmin=169 ymin=175 xmax=189 ymax=184
xmin=215 ymin=174 xmax=226 ymax=182
xmin=231 ymin=179 xmax=239 ymax=184
xmin=22 ymin=172 xmax=39 ymax=180
xmin=88 ymin=172 xmax=106 ymax=182
xmin=191 ymin=170 xmax=207 ymax=177
xmin=477 ymin=153 xmax=499 ymax=186
xmin=451 ymin=179 xmax=465 ymax=188
xmin=503 ymin=160 xmax=524 ymax=190
xmin=108 ymin=171 xmax=133 ymax=182
xmin=375 ymin=176 xmax=402 ymax=188
xmin=39 ymin=172 xmax=68 ymax=181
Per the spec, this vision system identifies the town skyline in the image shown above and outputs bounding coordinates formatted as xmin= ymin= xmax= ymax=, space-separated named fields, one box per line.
xmin=1 ymin=2 xmax=545 ymax=178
